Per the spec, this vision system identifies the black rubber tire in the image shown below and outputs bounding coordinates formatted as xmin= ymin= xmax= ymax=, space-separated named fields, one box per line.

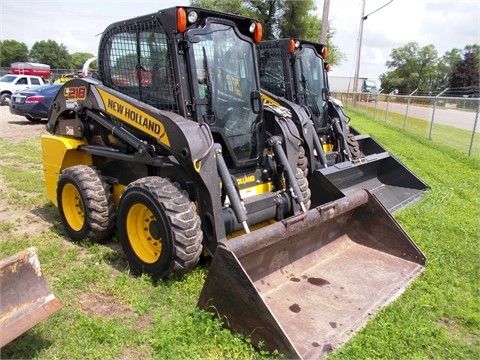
xmin=117 ymin=177 xmax=203 ymax=280
xmin=0 ymin=93 xmax=11 ymax=106
xmin=347 ymin=132 xmax=361 ymax=159
xmin=297 ymin=145 xmax=309 ymax=178
xmin=295 ymin=167 xmax=311 ymax=210
xmin=57 ymin=165 xmax=115 ymax=242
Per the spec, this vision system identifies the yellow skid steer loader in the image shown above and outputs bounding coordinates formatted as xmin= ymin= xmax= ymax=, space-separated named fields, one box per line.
xmin=40 ymin=7 xmax=425 ymax=358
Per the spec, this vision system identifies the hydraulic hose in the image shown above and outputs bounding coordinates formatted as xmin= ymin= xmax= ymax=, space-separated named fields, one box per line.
xmin=267 ymin=136 xmax=307 ymax=213
xmin=214 ymin=144 xmax=250 ymax=234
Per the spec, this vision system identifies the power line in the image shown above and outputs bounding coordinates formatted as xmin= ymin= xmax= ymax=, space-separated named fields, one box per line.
xmin=363 ymin=0 xmax=394 ymax=20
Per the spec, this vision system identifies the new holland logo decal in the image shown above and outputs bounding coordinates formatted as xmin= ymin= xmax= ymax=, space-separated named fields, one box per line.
xmin=98 ymin=89 xmax=170 ymax=146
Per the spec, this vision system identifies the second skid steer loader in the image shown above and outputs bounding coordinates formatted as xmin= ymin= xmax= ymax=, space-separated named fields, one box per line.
xmin=41 ymin=7 xmax=425 ymax=358
xmin=257 ymin=38 xmax=428 ymax=212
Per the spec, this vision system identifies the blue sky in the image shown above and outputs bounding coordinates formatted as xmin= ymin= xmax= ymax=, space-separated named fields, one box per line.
xmin=1 ymin=0 xmax=478 ymax=84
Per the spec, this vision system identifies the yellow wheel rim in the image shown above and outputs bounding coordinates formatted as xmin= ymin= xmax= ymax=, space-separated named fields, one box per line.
xmin=126 ymin=203 xmax=162 ymax=264
xmin=62 ymin=183 xmax=85 ymax=232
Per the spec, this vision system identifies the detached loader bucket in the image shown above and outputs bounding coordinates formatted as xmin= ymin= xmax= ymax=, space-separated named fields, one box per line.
xmin=311 ymin=134 xmax=428 ymax=212
xmin=0 ymin=247 xmax=62 ymax=347
xmin=198 ymin=190 xmax=425 ymax=359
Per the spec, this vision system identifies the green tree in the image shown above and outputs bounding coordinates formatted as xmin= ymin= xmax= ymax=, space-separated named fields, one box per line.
xmin=249 ymin=0 xmax=279 ymax=39
xmin=278 ymin=0 xmax=319 ymax=40
xmin=70 ymin=52 xmax=96 ymax=70
xmin=435 ymin=48 xmax=462 ymax=90
xmin=449 ymin=45 xmax=480 ymax=97
xmin=0 ymin=40 xmax=29 ymax=67
xmin=29 ymin=40 xmax=71 ymax=69
xmin=380 ymin=42 xmax=439 ymax=95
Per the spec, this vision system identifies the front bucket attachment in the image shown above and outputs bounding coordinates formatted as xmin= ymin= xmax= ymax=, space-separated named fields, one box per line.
xmin=311 ymin=134 xmax=429 ymax=212
xmin=0 ymin=247 xmax=62 ymax=347
xmin=198 ymin=190 xmax=425 ymax=359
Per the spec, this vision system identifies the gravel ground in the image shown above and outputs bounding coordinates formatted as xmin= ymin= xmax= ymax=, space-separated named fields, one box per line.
xmin=0 ymin=105 xmax=49 ymax=142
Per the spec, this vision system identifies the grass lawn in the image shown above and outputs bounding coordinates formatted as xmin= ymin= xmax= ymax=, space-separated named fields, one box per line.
xmin=0 ymin=111 xmax=479 ymax=359
xmin=331 ymin=110 xmax=479 ymax=359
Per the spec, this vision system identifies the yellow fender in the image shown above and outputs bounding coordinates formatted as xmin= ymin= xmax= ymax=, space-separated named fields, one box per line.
xmin=41 ymin=135 xmax=92 ymax=207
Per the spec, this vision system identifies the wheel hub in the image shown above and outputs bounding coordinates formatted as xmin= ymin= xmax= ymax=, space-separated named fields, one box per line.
xmin=126 ymin=203 xmax=162 ymax=264
xmin=149 ymin=220 xmax=161 ymax=240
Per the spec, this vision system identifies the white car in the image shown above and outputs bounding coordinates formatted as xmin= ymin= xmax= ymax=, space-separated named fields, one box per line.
xmin=0 ymin=74 xmax=48 ymax=106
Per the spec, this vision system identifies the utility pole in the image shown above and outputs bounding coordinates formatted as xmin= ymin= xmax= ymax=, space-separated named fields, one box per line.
xmin=353 ymin=0 xmax=366 ymax=102
xmin=353 ymin=0 xmax=395 ymax=105
xmin=320 ymin=0 xmax=330 ymax=45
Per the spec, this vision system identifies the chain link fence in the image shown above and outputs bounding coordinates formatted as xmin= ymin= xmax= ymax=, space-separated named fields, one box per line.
xmin=332 ymin=91 xmax=480 ymax=158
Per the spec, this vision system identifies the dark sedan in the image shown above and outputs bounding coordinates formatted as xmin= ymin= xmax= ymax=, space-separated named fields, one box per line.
xmin=9 ymin=83 xmax=63 ymax=122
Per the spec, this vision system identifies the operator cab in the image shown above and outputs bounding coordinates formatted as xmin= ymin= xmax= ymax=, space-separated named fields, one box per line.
xmin=98 ymin=7 xmax=264 ymax=169
xmin=292 ymin=43 xmax=329 ymax=131
xmin=258 ymin=39 xmax=329 ymax=132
